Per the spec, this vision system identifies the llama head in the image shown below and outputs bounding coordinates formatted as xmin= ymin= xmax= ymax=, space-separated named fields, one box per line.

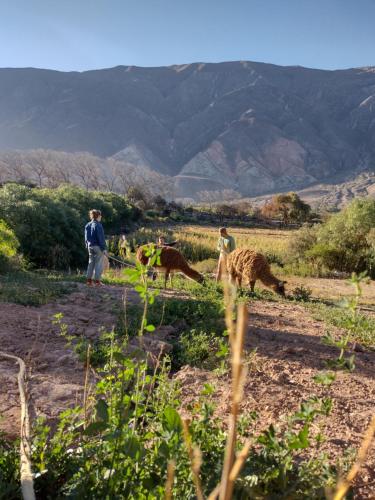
xmin=197 ymin=274 xmax=205 ymax=285
xmin=273 ymin=280 xmax=287 ymax=296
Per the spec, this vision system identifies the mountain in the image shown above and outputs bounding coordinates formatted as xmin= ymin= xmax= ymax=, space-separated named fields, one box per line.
xmin=0 ymin=61 xmax=375 ymax=198
xmin=241 ymin=171 xmax=375 ymax=211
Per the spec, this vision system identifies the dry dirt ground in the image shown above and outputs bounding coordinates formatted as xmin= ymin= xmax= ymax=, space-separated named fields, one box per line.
xmin=0 ymin=283 xmax=185 ymax=437
xmin=286 ymin=276 xmax=375 ymax=308
xmin=0 ymin=283 xmax=374 ymax=497
xmin=0 ymin=284 xmax=134 ymax=437
xmin=176 ymin=300 xmax=375 ymax=499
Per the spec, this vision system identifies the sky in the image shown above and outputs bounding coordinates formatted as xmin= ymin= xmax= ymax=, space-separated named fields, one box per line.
xmin=0 ymin=0 xmax=374 ymax=72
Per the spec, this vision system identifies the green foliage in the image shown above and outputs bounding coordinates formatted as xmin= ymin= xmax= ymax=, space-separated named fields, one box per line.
xmin=237 ymin=397 xmax=336 ymax=498
xmin=310 ymin=301 xmax=375 ymax=349
xmin=0 ymin=434 xmax=19 ymax=499
xmin=0 ymin=184 xmax=140 ymax=269
xmin=0 ymin=220 xmax=19 ymax=272
xmin=290 ymin=198 xmax=375 ymax=277
xmin=291 ymin=285 xmax=313 ymax=302
xmin=314 ymin=272 xmax=373 ymax=370
xmin=313 ymin=372 xmax=336 ymax=386
xmin=174 ymin=329 xmax=221 ymax=369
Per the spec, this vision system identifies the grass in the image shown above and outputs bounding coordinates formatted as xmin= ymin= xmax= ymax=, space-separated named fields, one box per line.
xmin=0 ymin=270 xmax=76 ymax=306
xmin=307 ymin=301 xmax=375 ymax=349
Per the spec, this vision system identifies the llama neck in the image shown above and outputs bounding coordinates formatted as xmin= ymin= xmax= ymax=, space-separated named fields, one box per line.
xmin=260 ymin=269 xmax=280 ymax=287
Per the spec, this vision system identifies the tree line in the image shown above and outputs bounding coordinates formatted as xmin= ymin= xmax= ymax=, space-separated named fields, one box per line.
xmin=0 ymin=149 xmax=174 ymax=200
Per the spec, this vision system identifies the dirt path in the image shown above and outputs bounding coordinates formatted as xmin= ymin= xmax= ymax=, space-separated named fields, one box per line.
xmin=176 ymin=300 xmax=375 ymax=499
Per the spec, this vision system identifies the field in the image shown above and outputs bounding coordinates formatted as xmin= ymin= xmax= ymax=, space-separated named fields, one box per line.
xmin=1 ymin=224 xmax=375 ymax=498
xmin=128 ymin=225 xmax=294 ymax=264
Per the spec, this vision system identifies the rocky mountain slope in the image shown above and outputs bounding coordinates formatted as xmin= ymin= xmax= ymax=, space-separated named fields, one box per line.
xmin=244 ymin=171 xmax=375 ymax=211
xmin=0 ymin=62 xmax=375 ymax=197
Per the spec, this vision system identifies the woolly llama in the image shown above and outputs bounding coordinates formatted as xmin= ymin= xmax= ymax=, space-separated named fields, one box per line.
xmin=227 ymin=248 xmax=286 ymax=296
xmin=136 ymin=245 xmax=204 ymax=288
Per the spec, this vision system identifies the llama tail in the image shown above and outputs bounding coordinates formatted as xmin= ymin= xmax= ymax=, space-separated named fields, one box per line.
xmin=179 ymin=262 xmax=204 ymax=284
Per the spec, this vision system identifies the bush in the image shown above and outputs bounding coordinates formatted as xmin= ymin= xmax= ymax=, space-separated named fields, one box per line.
xmin=0 ymin=184 xmax=140 ymax=269
xmin=291 ymin=285 xmax=313 ymax=302
xmin=289 ymin=198 xmax=375 ymax=277
xmin=0 ymin=220 xmax=19 ymax=272
xmin=174 ymin=329 xmax=220 ymax=369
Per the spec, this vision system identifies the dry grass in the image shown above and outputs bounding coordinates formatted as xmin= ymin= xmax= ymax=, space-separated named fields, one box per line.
xmin=172 ymin=225 xmax=294 ymax=258
xmin=129 ymin=225 xmax=295 ymax=265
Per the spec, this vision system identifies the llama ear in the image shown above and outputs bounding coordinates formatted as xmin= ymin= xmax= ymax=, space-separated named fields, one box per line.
xmin=283 ymin=280 xmax=287 ymax=284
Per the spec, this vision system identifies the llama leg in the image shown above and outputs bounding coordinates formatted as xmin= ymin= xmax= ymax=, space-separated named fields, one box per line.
xmin=236 ymin=275 xmax=242 ymax=288
xmin=164 ymin=270 xmax=170 ymax=289
xmin=250 ymin=280 xmax=255 ymax=292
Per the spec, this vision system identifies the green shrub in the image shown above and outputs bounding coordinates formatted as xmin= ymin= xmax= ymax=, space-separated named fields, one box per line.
xmin=0 ymin=220 xmax=19 ymax=272
xmin=0 ymin=433 xmax=19 ymax=499
xmin=0 ymin=184 xmax=140 ymax=269
xmin=289 ymin=199 xmax=375 ymax=277
xmin=174 ymin=329 xmax=220 ymax=369
xmin=291 ymin=285 xmax=313 ymax=302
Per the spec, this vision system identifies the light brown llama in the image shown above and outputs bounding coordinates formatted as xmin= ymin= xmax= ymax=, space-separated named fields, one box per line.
xmin=136 ymin=245 xmax=204 ymax=288
xmin=226 ymin=248 xmax=286 ymax=296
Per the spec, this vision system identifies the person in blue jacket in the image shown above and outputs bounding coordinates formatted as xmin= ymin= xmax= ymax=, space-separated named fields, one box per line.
xmin=84 ymin=209 xmax=107 ymax=286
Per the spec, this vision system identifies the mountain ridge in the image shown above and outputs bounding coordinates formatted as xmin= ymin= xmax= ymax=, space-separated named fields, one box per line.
xmin=1 ymin=60 xmax=375 ymax=198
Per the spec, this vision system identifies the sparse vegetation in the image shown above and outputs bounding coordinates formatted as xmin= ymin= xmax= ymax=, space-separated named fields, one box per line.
xmin=0 ymin=271 xmax=75 ymax=306
xmin=1 ymin=194 xmax=375 ymax=498
xmin=0 ymin=257 xmax=352 ymax=498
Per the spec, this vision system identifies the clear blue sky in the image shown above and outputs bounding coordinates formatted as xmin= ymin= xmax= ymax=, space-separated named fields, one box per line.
xmin=0 ymin=0 xmax=374 ymax=72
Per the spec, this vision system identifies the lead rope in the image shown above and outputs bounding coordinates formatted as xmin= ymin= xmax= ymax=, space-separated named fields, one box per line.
xmin=0 ymin=351 xmax=35 ymax=500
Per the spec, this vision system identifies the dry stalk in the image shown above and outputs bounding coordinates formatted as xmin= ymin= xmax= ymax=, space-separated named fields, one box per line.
xmin=332 ymin=415 xmax=375 ymax=500
xmin=83 ymin=343 xmax=91 ymax=429
xmin=0 ymin=351 xmax=36 ymax=500
xmin=222 ymin=273 xmax=236 ymax=348
xmin=229 ymin=438 xmax=252 ymax=481
xmin=207 ymin=438 xmax=252 ymax=500
xmin=165 ymin=459 xmax=176 ymax=500
xmin=181 ymin=418 xmax=205 ymax=500
xmin=207 ymin=483 xmax=221 ymax=500
xmin=219 ymin=303 xmax=248 ymax=500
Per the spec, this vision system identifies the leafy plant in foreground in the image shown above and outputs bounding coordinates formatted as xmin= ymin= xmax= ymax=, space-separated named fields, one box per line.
xmin=322 ymin=272 xmax=369 ymax=371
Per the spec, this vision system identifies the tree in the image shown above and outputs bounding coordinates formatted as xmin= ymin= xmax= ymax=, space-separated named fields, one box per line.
xmin=289 ymin=198 xmax=375 ymax=276
xmin=261 ymin=192 xmax=311 ymax=224
xmin=152 ymin=195 xmax=168 ymax=212
xmin=215 ymin=204 xmax=239 ymax=221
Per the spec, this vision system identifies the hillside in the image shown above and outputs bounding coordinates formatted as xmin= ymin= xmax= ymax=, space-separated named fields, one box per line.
xmin=244 ymin=171 xmax=375 ymax=211
xmin=1 ymin=62 xmax=375 ymax=197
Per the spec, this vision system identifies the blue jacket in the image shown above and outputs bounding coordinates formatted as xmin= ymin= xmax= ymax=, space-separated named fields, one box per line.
xmin=85 ymin=220 xmax=106 ymax=251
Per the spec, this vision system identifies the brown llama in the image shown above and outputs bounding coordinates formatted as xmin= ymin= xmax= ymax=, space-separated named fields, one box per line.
xmin=136 ymin=245 xmax=204 ymax=288
xmin=226 ymin=248 xmax=286 ymax=296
